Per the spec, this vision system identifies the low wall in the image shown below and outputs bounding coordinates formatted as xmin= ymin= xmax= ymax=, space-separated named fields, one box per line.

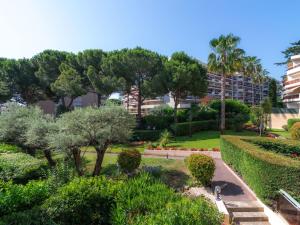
xmin=269 ymin=113 xmax=300 ymax=129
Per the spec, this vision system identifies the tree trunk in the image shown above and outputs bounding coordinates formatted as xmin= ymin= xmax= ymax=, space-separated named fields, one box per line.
xmin=61 ymin=97 xmax=66 ymax=108
xmin=252 ymin=83 xmax=255 ymax=105
xmin=174 ymin=97 xmax=178 ymax=124
xmin=93 ymin=142 xmax=109 ymax=176
xmin=137 ymin=88 xmax=142 ymax=128
xmin=127 ymin=93 xmax=130 ymax=110
xmin=97 ymin=93 xmax=101 ymax=107
xmin=67 ymin=97 xmax=74 ymax=110
xmin=72 ymin=148 xmax=83 ymax=176
xmin=220 ymin=74 xmax=226 ymax=134
xmin=43 ymin=149 xmax=56 ymax=166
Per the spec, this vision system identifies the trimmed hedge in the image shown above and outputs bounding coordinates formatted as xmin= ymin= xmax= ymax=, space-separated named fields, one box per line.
xmin=0 ymin=153 xmax=46 ymax=183
xmin=0 ymin=143 xmax=22 ymax=153
xmin=221 ymin=135 xmax=300 ymax=204
xmin=131 ymin=130 xmax=161 ymax=141
xmin=291 ymin=122 xmax=300 ymax=140
xmin=245 ymin=137 xmax=300 ymax=156
xmin=287 ymin=118 xmax=300 ymax=130
xmin=171 ymin=120 xmax=218 ymax=136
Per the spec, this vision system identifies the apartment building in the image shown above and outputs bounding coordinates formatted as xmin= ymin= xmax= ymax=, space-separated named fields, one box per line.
xmin=283 ymin=55 xmax=300 ymax=109
xmin=123 ymin=72 xmax=272 ymax=115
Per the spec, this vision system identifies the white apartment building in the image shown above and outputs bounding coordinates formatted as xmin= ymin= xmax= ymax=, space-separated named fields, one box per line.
xmin=283 ymin=55 xmax=300 ymax=109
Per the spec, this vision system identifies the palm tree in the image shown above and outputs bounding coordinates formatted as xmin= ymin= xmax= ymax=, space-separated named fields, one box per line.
xmin=208 ymin=34 xmax=245 ymax=133
xmin=254 ymin=69 xmax=269 ymax=103
xmin=243 ymin=56 xmax=261 ymax=105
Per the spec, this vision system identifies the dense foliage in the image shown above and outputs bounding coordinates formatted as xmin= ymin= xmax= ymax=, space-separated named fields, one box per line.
xmin=288 ymin=118 xmax=300 ymax=130
xmin=290 ymin=122 xmax=300 ymax=140
xmin=221 ymin=135 xmax=300 ymax=204
xmin=0 ymin=153 xmax=46 ymax=183
xmin=185 ymin=154 xmax=215 ymax=186
xmin=0 ymin=143 xmax=21 ymax=153
xmin=246 ymin=137 xmax=300 ymax=157
xmin=171 ymin=120 xmax=218 ymax=136
xmin=131 ymin=130 xmax=161 ymax=141
xmin=117 ymin=149 xmax=141 ymax=173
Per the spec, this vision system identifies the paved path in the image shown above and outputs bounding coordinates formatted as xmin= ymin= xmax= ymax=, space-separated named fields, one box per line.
xmin=107 ymin=151 xmax=256 ymax=201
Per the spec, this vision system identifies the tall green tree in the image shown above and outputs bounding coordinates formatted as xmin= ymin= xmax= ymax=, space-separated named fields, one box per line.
xmin=268 ymin=79 xmax=277 ymax=107
xmin=51 ymin=63 xmax=86 ymax=110
xmin=243 ymin=56 xmax=262 ymax=105
xmin=159 ymin=51 xmax=207 ymax=123
xmin=208 ymin=34 xmax=245 ymax=133
xmin=276 ymin=40 xmax=300 ymax=65
xmin=32 ymin=50 xmax=69 ymax=100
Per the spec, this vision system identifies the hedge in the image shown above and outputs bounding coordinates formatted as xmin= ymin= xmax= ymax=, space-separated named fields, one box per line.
xmin=131 ymin=130 xmax=161 ymax=141
xmin=171 ymin=120 xmax=218 ymax=136
xmin=287 ymin=118 xmax=300 ymax=130
xmin=0 ymin=153 xmax=47 ymax=183
xmin=245 ymin=137 xmax=300 ymax=156
xmin=220 ymin=135 xmax=300 ymax=204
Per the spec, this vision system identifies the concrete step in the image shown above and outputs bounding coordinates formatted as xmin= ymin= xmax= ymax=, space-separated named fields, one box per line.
xmin=231 ymin=211 xmax=269 ymax=222
xmin=226 ymin=201 xmax=264 ymax=212
xmin=238 ymin=222 xmax=271 ymax=225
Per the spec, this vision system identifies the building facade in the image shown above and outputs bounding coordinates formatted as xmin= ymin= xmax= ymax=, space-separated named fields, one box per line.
xmin=123 ymin=72 xmax=272 ymax=115
xmin=283 ymin=55 xmax=300 ymax=109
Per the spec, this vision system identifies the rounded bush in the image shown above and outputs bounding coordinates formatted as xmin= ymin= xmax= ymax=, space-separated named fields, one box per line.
xmin=118 ymin=149 xmax=141 ymax=173
xmin=185 ymin=154 xmax=215 ymax=186
xmin=291 ymin=122 xmax=300 ymax=140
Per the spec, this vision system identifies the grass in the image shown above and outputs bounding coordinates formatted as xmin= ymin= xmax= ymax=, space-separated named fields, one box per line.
xmin=83 ymin=130 xmax=258 ymax=153
xmin=84 ymin=153 xmax=191 ymax=189
xmin=268 ymin=129 xmax=291 ymax=139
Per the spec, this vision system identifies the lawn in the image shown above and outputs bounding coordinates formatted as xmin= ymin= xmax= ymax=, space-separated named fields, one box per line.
xmin=268 ymin=129 xmax=291 ymax=139
xmin=85 ymin=153 xmax=191 ymax=189
xmin=102 ymin=130 xmax=258 ymax=153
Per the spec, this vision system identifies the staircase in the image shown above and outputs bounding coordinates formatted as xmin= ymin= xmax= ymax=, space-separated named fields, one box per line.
xmin=225 ymin=201 xmax=270 ymax=225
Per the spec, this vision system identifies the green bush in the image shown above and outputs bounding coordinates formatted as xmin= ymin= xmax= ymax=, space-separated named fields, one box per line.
xmin=112 ymin=172 xmax=222 ymax=225
xmin=43 ymin=177 xmax=117 ymax=225
xmin=0 ymin=207 xmax=56 ymax=225
xmin=287 ymin=118 xmax=300 ymax=130
xmin=209 ymin=99 xmax=250 ymax=118
xmin=131 ymin=130 xmax=161 ymax=141
xmin=221 ymin=135 xmax=300 ymax=204
xmin=185 ymin=154 xmax=215 ymax=186
xmin=143 ymin=105 xmax=174 ymax=129
xmin=0 ymin=153 xmax=46 ymax=183
xmin=0 ymin=143 xmax=22 ymax=153
xmin=159 ymin=130 xmax=172 ymax=147
xmin=232 ymin=113 xmax=248 ymax=131
xmin=291 ymin=122 xmax=300 ymax=140
xmin=246 ymin=136 xmax=300 ymax=156
xmin=118 ymin=149 xmax=141 ymax=173
xmin=0 ymin=180 xmax=51 ymax=217
xmin=171 ymin=120 xmax=218 ymax=136
xmin=138 ymin=198 xmax=222 ymax=225
xmin=193 ymin=106 xmax=217 ymax=121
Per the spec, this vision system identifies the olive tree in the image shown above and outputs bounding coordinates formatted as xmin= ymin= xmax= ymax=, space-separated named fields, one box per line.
xmin=52 ymin=106 xmax=135 ymax=176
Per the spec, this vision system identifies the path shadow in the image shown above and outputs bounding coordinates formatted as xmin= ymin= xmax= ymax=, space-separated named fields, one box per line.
xmin=211 ymin=180 xmax=245 ymax=196
xmin=161 ymin=169 xmax=190 ymax=190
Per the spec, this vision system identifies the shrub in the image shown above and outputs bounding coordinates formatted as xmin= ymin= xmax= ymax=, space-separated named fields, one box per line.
xmin=245 ymin=137 xmax=300 ymax=156
xmin=221 ymin=135 xmax=300 ymax=204
xmin=0 ymin=180 xmax=51 ymax=217
xmin=287 ymin=118 xmax=300 ymax=130
xmin=159 ymin=130 xmax=172 ymax=147
xmin=185 ymin=154 xmax=215 ymax=186
xmin=0 ymin=207 xmax=56 ymax=225
xmin=291 ymin=122 xmax=300 ymax=140
xmin=0 ymin=143 xmax=22 ymax=153
xmin=171 ymin=120 xmax=218 ymax=136
xmin=138 ymin=198 xmax=223 ymax=225
xmin=143 ymin=105 xmax=174 ymax=129
xmin=232 ymin=113 xmax=248 ymax=131
xmin=43 ymin=177 xmax=117 ymax=225
xmin=131 ymin=130 xmax=161 ymax=141
xmin=118 ymin=149 xmax=141 ymax=173
xmin=112 ymin=172 xmax=222 ymax=225
xmin=0 ymin=153 xmax=46 ymax=183
xmin=209 ymin=99 xmax=250 ymax=118
xmin=282 ymin=124 xmax=288 ymax=131
xmin=193 ymin=106 xmax=217 ymax=121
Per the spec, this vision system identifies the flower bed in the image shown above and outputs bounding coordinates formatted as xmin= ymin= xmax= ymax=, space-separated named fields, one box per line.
xmin=146 ymin=146 xmax=220 ymax=151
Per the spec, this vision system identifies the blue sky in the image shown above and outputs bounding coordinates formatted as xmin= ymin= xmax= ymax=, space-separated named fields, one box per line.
xmin=0 ymin=0 xmax=299 ymax=80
